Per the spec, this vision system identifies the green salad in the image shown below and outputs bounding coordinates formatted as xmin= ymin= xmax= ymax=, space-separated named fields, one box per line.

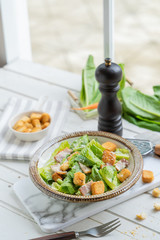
xmin=39 ymin=135 xmax=131 ymax=196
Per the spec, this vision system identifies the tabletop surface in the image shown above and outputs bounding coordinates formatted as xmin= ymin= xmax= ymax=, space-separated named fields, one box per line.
xmin=0 ymin=60 xmax=160 ymax=240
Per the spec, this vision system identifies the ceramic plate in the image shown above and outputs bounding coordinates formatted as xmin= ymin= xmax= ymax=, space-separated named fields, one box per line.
xmin=29 ymin=131 xmax=143 ymax=203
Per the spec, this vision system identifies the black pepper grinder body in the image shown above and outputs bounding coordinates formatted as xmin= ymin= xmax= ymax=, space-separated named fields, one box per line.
xmin=95 ymin=58 xmax=123 ymax=136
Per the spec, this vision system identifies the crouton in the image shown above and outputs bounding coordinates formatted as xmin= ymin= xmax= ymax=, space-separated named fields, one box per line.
xmin=154 ymin=144 xmax=160 ymax=156
xmin=152 ymin=188 xmax=160 ymax=198
xmin=41 ymin=113 xmax=50 ymax=124
xmin=136 ymin=213 xmax=147 ymax=220
xmin=30 ymin=113 xmax=42 ymax=120
xmin=117 ymin=169 xmax=131 ymax=182
xmin=142 ymin=170 xmax=154 ymax=183
xmin=13 ymin=120 xmax=24 ymax=130
xmin=20 ymin=116 xmax=31 ymax=123
xmin=52 ymin=172 xmax=62 ymax=182
xmin=31 ymin=127 xmax=41 ymax=132
xmin=42 ymin=122 xmax=50 ymax=129
xmin=60 ymin=161 xmax=69 ymax=171
xmin=91 ymin=181 xmax=105 ymax=195
xmin=31 ymin=119 xmax=41 ymax=128
xmin=16 ymin=126 xmax=28 ymax=132
xmin=102 ymin=141 xmax=117 ymax=152
xmin=154 ymin=203 xmax=160 ymax=211
xmin=102 ymin=150 xmax=116 ymax=165
xmin=73 ymin=172 xmax=85 ymax=186
xmin=25 ymin=122 xmax=33 ymax=129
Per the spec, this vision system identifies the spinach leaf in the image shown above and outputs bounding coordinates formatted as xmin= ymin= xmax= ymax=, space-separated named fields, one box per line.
xmin=153 ymin=85 xmax=160 ymax=101
xmin=122 ymin=87 xmax=160 ymax=120
xmin=117 ymin=63 xmax=126 ymax=100
xmin=123 ymin=112 xmax=160 ymax=132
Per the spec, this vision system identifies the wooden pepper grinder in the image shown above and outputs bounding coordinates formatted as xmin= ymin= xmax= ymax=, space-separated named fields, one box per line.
xmin=95 ymin=58 xmax=123 ymax=136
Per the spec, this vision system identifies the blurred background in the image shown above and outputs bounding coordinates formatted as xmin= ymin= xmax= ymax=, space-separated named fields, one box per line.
xmin=28 ymin=0 xmax=160 ymax=94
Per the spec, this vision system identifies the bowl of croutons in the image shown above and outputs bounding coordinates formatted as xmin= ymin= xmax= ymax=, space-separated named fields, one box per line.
xmin=29 ymin=131 xmax=143 ymax=202
xmin=9 ymin=111 xmax=51 ymax=141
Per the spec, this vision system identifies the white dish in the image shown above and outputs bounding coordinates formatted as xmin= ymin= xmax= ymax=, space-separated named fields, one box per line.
xmin=9 ymin=111 xmax=51 ymax=142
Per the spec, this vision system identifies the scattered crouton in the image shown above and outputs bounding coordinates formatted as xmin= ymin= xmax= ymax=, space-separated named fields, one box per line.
xmin=142 ymin=170 xmax=154 ymax=183
xmin=102 ymin=142 xmax=117 ymax=152
xmin=117 ymin=169 xmax=131 ymax=182
xmin=73 ymin=172 xmax=85 ymax=186
xmin=154 ymin=144 xmax=160 ymax=156
xmin=136 ymin=213 xmax=147 ymax=220
xmin=91 ymin=181 xmax=105 ymax=195
xmin=60 ymin=161 xmax=69 ymax=171
xmin=154 ymin=203 xmax=160 ymax=211
xmin=52 ymin=172 xmax=62 ymax=182
xmin=102 ymin=150 xmax=116 ymax=165
xmin=152 ymin=188 xmax=160 ymax=198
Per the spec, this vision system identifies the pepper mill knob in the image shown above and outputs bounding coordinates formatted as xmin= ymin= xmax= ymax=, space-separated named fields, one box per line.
xmin=95 ymin=59 xmax=123 ymax=136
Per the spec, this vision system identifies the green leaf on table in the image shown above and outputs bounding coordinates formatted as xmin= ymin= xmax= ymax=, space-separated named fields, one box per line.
xmin=80 ymin=55 xmax=101 ymax=111
xmin=153 ymin=85 xmax=160 ymax=101
xmin=123 ymin=112 xmax=160 ymax=132
xmin=122 ymin=87 xmax=160 ymax=120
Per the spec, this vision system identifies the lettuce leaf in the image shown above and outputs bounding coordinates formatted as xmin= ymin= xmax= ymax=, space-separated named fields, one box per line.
xmin=91 ymin=165 xmax=107 ymax=191
xmin=60 ymin=182 xmax=76 ymax=195
xmin=115 ymin=148 xmax=130 ymax=160
xmin=100 ymin=166 xmax=117 ymax=190
xmin=87 ymin=139 xmax=105 ymax=159
xmin=81 ymin=147 xmax=103 ymax=168
xmin=39 ymin=166 xmax=53 ymax=184
xmin=70 ymin=135 xmax=89 ymax=152
xmin=43 ymin=140 xmax=70 ymax=167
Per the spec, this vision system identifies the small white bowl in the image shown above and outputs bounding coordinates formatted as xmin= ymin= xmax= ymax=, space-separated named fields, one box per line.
xmin=9 ymin=111 xmax=51 ymax=142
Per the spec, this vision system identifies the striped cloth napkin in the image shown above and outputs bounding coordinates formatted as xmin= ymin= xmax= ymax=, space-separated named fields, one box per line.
xmin=0 ymin=97 xmax=69 ymax=160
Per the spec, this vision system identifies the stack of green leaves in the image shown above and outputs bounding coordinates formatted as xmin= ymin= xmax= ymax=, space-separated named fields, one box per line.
xmin=122 ymin=86 xmax=160 ymax=131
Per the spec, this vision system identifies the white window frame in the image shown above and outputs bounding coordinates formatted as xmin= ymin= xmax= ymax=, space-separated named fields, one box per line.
xmin=0 ymin=0 xmax=113 ymax=67
xmin=0 ymin=0 xmax=32 ymax=67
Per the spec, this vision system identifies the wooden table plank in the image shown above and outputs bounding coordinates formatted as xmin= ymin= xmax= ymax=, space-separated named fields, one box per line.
xmin=0 ymin=206 xmax=45 ymax=240
xmin=0 ymin=69 xmax=69 ymax=101
xmin=108 ymin=193 xmax=160 ymax=234
xmin=4 ymin=59 xmax=81 ymax=91
xmin=90 ymin=211 xmax=159 ymax=239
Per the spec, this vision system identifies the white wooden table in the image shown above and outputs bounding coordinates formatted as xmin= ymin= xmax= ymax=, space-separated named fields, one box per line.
xmin=0 ymin=60 xmax=160 ymax=240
